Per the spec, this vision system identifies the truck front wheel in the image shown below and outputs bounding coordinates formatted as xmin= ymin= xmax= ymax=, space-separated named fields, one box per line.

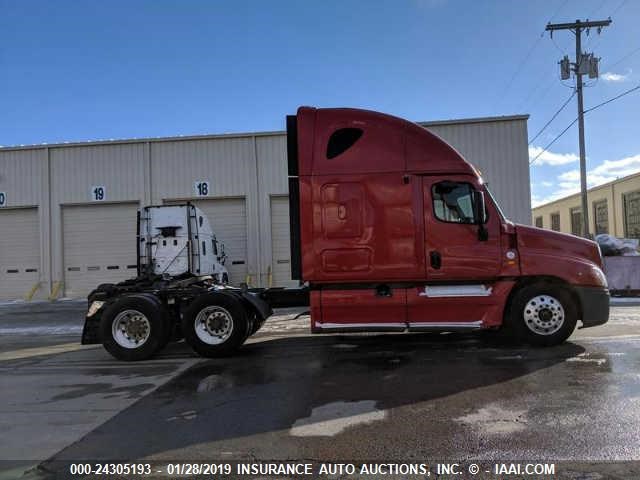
xmin=100 ymin=294 xmax=169 ymax=361
xmin=182 ymin=293 xmax=249 ymax=357
xmin=506 ymin=283 xmax=578 ymax=346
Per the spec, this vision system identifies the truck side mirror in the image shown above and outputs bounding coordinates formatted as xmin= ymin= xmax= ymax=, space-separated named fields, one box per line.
xmin=473 ymin=190 xmax=489 ymax=241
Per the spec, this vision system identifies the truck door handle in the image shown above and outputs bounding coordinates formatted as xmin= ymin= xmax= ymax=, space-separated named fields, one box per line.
xmin=430 ymin=251 xmax=441 ymax=269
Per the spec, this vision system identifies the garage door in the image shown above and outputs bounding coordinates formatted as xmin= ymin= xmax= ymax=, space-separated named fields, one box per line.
xmin=0 ymin=208 xmax=40 ymax=300
xmin=165 ymin=198 xmax=248 ymax=285
xmin=62 ymin=203 xmax=139 ymax=297
xmin=270 ymin=196 xmax=298 ymax=287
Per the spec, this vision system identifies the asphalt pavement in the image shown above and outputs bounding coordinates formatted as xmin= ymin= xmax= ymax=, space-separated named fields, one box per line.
xmin=1 ymin=301 xmax=640 ymax=479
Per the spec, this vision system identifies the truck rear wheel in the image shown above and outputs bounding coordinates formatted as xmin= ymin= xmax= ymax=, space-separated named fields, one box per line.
xmin=507 ymin=283 xmax=577 ymax=346
xmin=100 ymin=294 xmax=168 ymax=361
xmin=182 ymin=293 xmax=249 ymax=357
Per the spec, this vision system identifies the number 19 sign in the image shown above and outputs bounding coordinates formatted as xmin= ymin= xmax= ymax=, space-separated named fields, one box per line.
xmin=90 ymin=185 xmax=106 ymax=201
xmin=194 ymin=180 xmax=210 ymax=197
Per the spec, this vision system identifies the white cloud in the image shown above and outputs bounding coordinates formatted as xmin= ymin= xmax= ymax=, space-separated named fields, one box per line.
xmin=601 ymin=71 xmax=628 ymax=82
xmin=529 ymin=146 xmax=579 ymax=166
xmin=532 ymin=185 xmax=581 ymax=207
xmin=558 ymin=181 xmax=578 ymax=189
xmin=558 ymin=170 xmax=580 ymax=182
xmin=556 ymin=168 xmax=622 ymax=188
xmin=541 ymin=181 xmax=554 ymax=187
xmin=532 ymin=154 xmax=640 ymax=207
xmin=591 ymin=154 xmax=640 ymax=178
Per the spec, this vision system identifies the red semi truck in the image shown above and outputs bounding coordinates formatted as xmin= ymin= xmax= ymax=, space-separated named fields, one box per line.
xmin=82 ymin=107 xmax=610 ymax=361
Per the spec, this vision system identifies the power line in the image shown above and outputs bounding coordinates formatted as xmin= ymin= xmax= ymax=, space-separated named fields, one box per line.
xmin=529 ymin=83 xmax=640 ymax=165
xmin=604 ymin=45 xmax=640 ymax=71
xmin=551 ymin=35 xmax=570 ymax=55
xmin=584 ymin=82 xmax=640 ymax=113
xmin=496 ymin=0 xmax=570 ymax=110
xmin=528 ymin=91 xmax=576 ymax=145
xmin=587 ymin=0 xmax=608 ymax=18
xmin=498 ymin=36 xmax=544 ymax=105
xmin=587 ymin=0 xmax=628 ymax=50
xmin=550 ymin=0 xmax=571 ymax=21
xmin=516 ymin=61 xmax=562 ymax=112
xmin=610 ymin=0 xmax=628 ymax=16
xmin=529 ymin=118 xmax=578 ymax=164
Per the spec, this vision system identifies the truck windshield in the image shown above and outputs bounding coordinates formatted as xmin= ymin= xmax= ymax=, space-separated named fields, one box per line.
xmin=484 ymin=184 xmax=507 ymax=221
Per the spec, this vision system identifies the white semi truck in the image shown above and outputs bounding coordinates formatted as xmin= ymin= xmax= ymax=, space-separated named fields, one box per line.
xmin=81 ymin=203 xmax=294 ymax=361
xmin=138 ymin=204 xmax=229 ymax=283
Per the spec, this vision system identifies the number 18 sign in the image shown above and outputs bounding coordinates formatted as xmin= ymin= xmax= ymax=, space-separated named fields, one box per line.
xmin=194 ymin=180 xmax=210 ymax=197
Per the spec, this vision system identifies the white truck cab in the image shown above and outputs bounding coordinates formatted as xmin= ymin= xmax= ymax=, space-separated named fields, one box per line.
xmin=139 ymin=204 xmax=229 ymax=283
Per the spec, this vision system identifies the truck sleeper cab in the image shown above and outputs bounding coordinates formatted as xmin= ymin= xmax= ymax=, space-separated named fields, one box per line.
xmin=82 ymin=106 xmax=609 ymax=361
xmin=287 ymin=106 xmax=609 ymax=345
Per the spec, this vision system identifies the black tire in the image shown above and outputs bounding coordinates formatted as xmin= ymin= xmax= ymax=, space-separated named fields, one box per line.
xmin=100 ymin=294 xmax=168 ymax=361
xmin=506 ymin=283 xmax=578 ymax=347
xmin=249 ymin=311 xmax=263 ymax=335
xmin=181 ymin=293 xmax=249 ymax=357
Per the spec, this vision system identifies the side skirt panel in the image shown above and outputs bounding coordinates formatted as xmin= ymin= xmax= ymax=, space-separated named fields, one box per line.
xmin=310 ymin=281 xmax=516 ymax=332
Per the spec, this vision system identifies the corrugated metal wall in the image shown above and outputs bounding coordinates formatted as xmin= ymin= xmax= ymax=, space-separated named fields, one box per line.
xmin=0 ymin=149 xmax=46 ymax=207
xmin=255 ymin=135 xmax=289 ymax=287
xmin=0 ymin=116 xmax=530 ymax=299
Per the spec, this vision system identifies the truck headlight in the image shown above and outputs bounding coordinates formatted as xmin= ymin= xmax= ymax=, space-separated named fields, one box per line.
xmin=87 ymin=300 xmax=105 ymax=317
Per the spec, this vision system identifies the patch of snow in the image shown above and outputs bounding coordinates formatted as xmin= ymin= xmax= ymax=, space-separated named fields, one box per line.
xmin=290 ymin=401 xmax=386 ymax=437
xmin=456 ymin=404 xmax=527 ymax=434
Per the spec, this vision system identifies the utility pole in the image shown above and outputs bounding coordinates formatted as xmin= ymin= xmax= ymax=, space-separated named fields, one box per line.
xmin=545 ymin=18 xmax=611 ymax=239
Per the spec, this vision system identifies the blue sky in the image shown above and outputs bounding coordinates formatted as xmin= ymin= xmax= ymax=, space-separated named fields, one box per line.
xmin=1 ymin=0 xmax=638 ymax=208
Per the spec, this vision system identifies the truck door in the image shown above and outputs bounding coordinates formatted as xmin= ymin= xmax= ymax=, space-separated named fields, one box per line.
xmin=422 ymin=176 xmax=501 ymax=280
xmin=406 ymin=176 xmax=503 ymax=330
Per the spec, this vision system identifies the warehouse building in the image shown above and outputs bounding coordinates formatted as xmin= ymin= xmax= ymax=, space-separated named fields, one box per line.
xmin=532 ymin=171 xmax=640 ymax=239
xmin=0 ymin=114 xmax=530 ymax=300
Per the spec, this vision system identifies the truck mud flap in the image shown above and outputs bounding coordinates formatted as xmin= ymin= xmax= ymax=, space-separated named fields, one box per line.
xmin=238 ymin=291 xmax=273 ymax=322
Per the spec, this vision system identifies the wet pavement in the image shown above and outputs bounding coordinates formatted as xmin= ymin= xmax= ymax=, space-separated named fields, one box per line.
xmin=1 ymin=304 xmax=640 ymax=478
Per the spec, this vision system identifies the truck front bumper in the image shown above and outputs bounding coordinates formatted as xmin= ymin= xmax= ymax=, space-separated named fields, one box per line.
xmin=575 ymin=286 xmax=610 ymax=328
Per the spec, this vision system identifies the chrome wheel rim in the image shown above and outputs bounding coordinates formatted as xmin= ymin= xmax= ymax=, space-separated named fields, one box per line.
xmin=195 ymin=306 xmax=233 ymax=345
xmin=523 ymin=295 xmax=565 ymax=336
xmin=112 ymin=309 xmax=151 ymax=348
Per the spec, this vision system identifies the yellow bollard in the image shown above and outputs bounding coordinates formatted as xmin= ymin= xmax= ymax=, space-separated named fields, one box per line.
xmin=24 ymin=282 xmax=41 ymax=301
xmin=48 ymin=281 xmax=63 ymax=301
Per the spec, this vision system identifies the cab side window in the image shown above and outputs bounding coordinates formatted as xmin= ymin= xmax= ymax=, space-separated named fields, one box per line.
xmin=433 ymin=182 xmax=476 ymax=224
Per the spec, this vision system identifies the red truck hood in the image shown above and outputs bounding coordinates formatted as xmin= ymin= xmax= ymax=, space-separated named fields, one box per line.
xmin=515 ymin=224 xmax=603 ymax=269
